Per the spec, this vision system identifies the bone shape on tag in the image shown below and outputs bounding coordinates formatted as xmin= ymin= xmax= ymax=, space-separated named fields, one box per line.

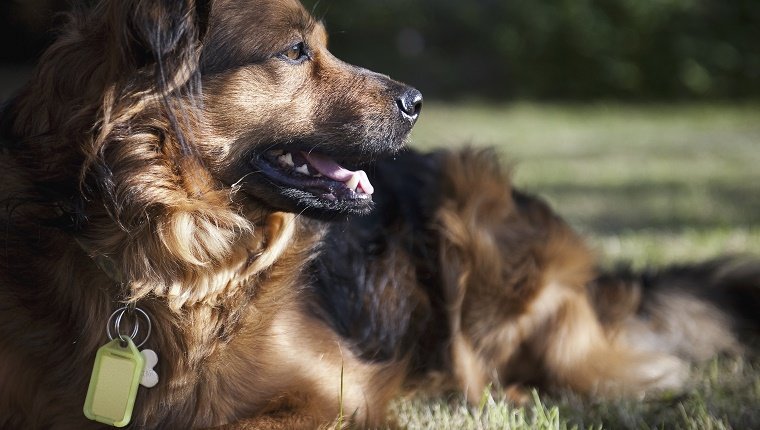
xmin=140 ymin=349 xmax=159 ymax=388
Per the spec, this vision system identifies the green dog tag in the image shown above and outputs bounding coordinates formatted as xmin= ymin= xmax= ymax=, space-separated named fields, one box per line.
xmin=83 ymin=336 xmax=145 ymax=427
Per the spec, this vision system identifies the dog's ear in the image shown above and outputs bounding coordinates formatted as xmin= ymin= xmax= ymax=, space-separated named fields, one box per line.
xmin=195 ymin=0 xmax=212 ymax=42
xmin=105 ymin=0 xmax=213 ymax=152
xmin=117 ymin=0 xmax=202 ymax=69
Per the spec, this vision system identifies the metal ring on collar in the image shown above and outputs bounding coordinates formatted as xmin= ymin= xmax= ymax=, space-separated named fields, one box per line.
xmin=106 ymin=306 xmax=152 ymax=349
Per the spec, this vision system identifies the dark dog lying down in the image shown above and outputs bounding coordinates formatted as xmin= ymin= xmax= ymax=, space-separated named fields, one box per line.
xmin=0 ymin=0 xmax=757 ymax=428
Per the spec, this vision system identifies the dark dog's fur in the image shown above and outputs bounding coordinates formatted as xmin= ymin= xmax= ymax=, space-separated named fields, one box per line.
xmin=1 ymin=0 xmax=757 ymax=428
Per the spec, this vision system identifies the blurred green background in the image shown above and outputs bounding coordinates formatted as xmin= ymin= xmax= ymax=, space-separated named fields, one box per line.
xmin=2 ymin=0 xmax=760 ymax=101
xmin=301 ymin=0 xmax=760 ymax=100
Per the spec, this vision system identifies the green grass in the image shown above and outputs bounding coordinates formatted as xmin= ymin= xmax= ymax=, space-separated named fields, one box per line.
xmin=390 ymin=102 xmax=760 ymax=429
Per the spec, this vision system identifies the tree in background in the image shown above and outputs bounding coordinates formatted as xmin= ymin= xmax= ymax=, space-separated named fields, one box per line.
xmin=304 ymin=0 xmax=760 ymax=100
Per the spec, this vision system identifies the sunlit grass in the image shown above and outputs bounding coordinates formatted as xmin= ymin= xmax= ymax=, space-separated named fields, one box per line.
xmin=393 ymin=102 xmax=760 ymax=429
xmin=392 ymin=357 xmax=760 ymax=429
xmin=393 ymin=390 xmax=571 ymax=430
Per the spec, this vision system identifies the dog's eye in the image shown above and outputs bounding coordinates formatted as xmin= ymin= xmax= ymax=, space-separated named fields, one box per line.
xmin=282 ymin=42 xmax=308 ymax=62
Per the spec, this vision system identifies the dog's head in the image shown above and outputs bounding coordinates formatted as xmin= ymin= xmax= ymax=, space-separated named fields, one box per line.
xmin=199 ymin=0 xmax=422 ymax=217
xmin=3 ymin=0 xmax=420 ymax=305
xmin=8 ymin=0 xmax=420 ymax=218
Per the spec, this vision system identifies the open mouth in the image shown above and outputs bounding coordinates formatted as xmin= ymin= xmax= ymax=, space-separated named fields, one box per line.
xmin=249 ymin=148 xmax=377 ymax=210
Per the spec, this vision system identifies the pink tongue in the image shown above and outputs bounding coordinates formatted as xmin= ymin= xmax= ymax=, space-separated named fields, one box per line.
xmin=302 ymin=152 xmax=374 ymax=195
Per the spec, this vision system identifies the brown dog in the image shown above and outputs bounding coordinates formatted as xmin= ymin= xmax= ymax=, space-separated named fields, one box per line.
xmin=0 ymin=0 xmax=757 ymax=428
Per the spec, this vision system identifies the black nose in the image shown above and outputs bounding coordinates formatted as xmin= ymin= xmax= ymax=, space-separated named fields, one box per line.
xmin=396 ymin=87 xmax=423 ymax=123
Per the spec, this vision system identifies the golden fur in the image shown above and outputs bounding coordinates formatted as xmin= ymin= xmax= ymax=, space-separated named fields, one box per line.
xmin=1 ymin=0 xmax=757 ymax=429
xmin=437 ymin=151 xmax=685 ymax=401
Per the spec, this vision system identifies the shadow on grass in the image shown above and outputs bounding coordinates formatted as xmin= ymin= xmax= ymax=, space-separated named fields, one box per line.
xmin=536 ymin=181 xmax=760 ymax=233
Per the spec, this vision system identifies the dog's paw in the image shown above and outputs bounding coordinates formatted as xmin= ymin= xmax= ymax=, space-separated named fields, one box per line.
xmin=645 ymin=354 xmax=688 ymax=391
xmin=503 ymin=384 xmax=532 ymax=406
xmin=623 ymin=353 xmax=688 ymax=397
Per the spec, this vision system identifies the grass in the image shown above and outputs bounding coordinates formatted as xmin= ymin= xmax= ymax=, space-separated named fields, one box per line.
xmin=389 ymin=102 xmax=760 ymax=429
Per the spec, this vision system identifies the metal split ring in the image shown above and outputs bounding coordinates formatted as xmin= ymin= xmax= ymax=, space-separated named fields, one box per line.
xmin=106 ymin=306 xmax=152 ymax=348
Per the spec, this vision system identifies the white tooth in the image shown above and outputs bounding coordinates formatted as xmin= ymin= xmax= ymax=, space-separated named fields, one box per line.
xmin=345 ymin=173 xmax=360 ymax=191
xmin=279 ymin=153 xmax=294 ymax=167
xmin=295 ymin=164 xmax=309 ymax=175
xmin=357 ymin=170 xmax=373 ymax=195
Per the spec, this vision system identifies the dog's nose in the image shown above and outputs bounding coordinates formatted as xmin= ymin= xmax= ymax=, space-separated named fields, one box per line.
xmin=396 ymin=87 xmax=423 ymax=123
